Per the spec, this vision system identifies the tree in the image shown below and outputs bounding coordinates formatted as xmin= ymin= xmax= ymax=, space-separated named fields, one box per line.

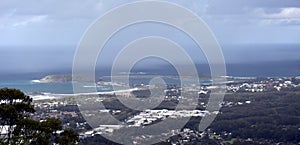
xmin=55 ymin=128 xmax=80 ymax=145
xmin=0 ymin=88 xmax=34 ymax=144
xmin=12 ymin=118 xmax=62 ymax=145
xmin=0 ymin=88 xmax=79 ymax=145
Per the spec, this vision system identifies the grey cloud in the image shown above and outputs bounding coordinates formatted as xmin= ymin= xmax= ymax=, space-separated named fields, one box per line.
xmin=0 ymin=0 xmax=107 ymax=21
xmin=204 ymin=0 xmax=300 ymax=15
xmin=252 ymin=7 xmax=300 ymax=26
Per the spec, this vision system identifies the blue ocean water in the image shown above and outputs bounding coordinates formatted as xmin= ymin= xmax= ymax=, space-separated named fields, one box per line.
xmin=0 ymin=80 xmax=74 ymax=94
xmin=1 ymin=58 xmax=299 ymax=94
xmin=1 ymin=44 xmax=299 ymax=96
xmin=0 ymin=80 xmax=117 ymax=94
xmin=0 ymin=75 xmax=206 ymax=94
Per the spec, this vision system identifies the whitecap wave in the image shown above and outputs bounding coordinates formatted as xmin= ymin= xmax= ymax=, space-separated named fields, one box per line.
xmin=30 ymin=95 xmax=57 ymax=100
xmin=83 ymin=85 xmax=97 ymax=88
xmin=31 ymin=80 xmax=41 ymax=83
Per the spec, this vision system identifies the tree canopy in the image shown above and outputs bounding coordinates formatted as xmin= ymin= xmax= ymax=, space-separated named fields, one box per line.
xmin=0 ymin=88 xmax=79 ymax=145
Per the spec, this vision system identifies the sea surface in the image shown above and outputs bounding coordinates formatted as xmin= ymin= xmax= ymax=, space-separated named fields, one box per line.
xmin=1 ymin=59 xmax=299 ymax=96
xmin=0 ymin=74 xmax=211 ymax=95
xmin=0 ymin=80 xmax=72 ymax=94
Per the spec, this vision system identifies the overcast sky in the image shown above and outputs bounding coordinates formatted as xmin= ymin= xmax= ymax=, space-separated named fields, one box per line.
xmin=0 ymin=0 xmax=300 ymax=73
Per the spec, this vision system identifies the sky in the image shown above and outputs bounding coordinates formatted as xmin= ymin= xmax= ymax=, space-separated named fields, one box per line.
xmin=0 ymin=0 xmax=300 ymax=74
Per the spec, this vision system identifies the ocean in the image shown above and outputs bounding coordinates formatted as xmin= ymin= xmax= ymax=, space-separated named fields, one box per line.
xmin=0 ymin=80 xmax=74 ymax=94
xmin=0 ymin=59 xmax=299 ymax=96
xmin=1 ymin=43 xmax=299 ymax=96
xmin=0 ymin=73 xmax=208 ymax=96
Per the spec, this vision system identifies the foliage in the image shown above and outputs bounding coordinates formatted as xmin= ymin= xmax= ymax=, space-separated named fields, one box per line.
xmin=0 ymin=88 xmax=34 ymax=144
xmin=209 ymin=91 xmax=300 ymax=143
xmin=55 ymin=128 xmax=80 ymax=145
xmin=0 ymin=88 xmax=79 ymax=145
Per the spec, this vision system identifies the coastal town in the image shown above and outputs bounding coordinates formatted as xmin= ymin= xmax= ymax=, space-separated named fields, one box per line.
xmin=26 ymin=76 xmax=300 ymax=144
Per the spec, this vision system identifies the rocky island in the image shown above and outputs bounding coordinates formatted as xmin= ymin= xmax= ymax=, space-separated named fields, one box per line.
xmin=39 ymin=75 xmax=73 ymax=83
xmin=39 ymin=75 xmax=107 ymax=83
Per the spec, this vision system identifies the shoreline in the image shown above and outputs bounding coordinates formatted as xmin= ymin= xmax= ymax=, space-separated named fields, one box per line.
xmin=29 ymin=87 xmax=140 ymax=100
